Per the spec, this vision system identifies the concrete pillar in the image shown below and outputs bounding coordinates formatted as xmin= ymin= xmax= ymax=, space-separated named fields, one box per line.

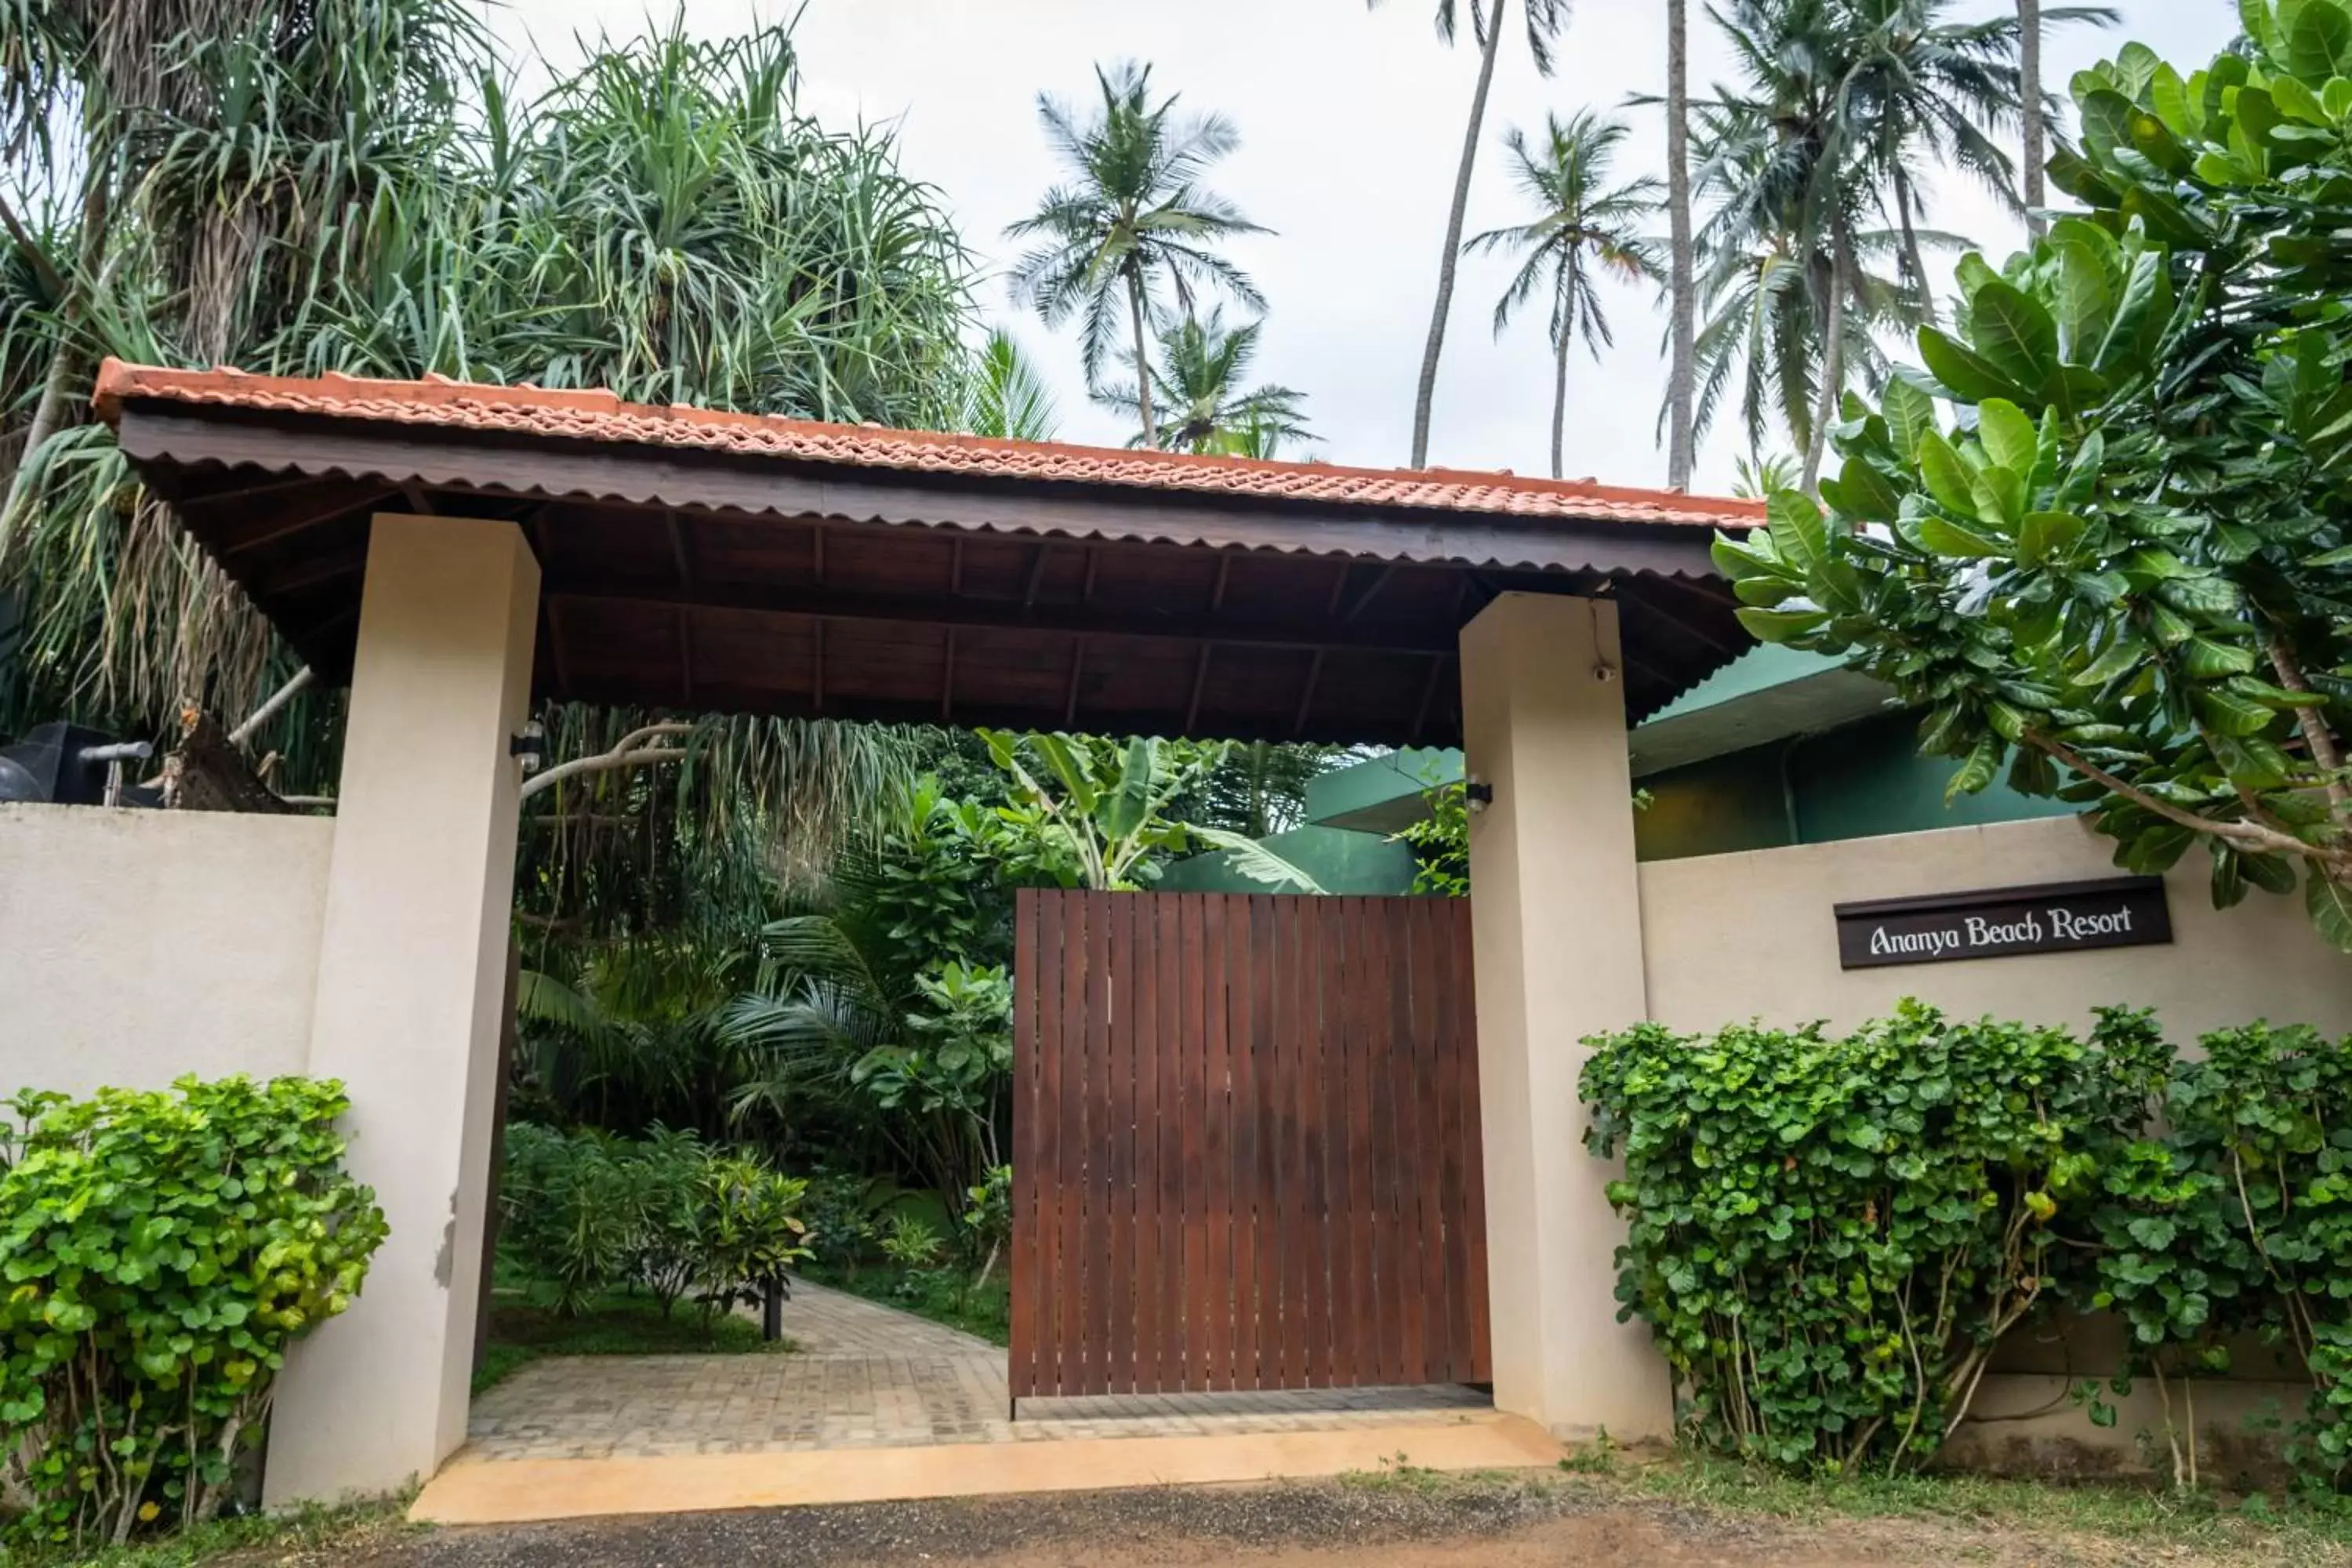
xmin=264 ymin=514 xmax=539 ymax=1504
xmin=1458 ymin=590 xmax=1672 ymax=1442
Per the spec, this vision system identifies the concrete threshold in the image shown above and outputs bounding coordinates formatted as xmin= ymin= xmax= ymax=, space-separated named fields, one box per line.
xmin=410 ymin=1413 xmax=1564 ymax=1526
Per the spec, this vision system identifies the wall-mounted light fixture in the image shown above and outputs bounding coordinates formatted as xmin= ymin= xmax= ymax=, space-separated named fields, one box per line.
xmin=509 ymin=720 xmax=546 ymax=775
xmin=1465 ymin=778 xmax=1495 ymax=814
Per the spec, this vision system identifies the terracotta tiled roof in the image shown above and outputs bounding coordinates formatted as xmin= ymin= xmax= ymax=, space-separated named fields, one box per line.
xmin=93 ymin=359 xmax=1764 ymax=530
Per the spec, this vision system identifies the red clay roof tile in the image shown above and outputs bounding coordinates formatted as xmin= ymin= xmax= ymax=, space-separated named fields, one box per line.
xmin=92 ymin=359 xmax=1765 ymax=530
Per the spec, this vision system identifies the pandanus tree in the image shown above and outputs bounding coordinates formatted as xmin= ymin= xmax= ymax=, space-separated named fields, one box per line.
xmin=1467 ymin=110 xmax=1662 ymax=481
xmin=1004 ymin=62 xmax=1266 ymax=448
xmin=0 ymin=14 xmax=962 ymax=937
xmin=1371 ymin=0 xmax=1573 ymax=469
xmin=1716 ymin=22 xmax=2352 ymax=950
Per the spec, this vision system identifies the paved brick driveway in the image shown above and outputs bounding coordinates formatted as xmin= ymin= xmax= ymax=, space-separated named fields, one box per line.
xmin=465 ymin=1277 xmax=1490 ymax=1461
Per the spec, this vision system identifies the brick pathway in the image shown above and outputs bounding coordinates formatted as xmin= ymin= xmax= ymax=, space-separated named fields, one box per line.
xmin=465 ymin=1276 xmax=1490 ymax=1461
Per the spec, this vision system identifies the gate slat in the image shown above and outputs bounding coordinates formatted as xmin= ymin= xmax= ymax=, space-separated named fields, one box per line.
xmin=1396 ymin=897 xmax=1438 ymax=1384
xmin=1451 ymin=899 xmax=1493 ymax=1384
xmin=1011 ymin=891 xmax=1037 ymax=1399
xmin=1131 ymin=892 xmax=1161 ymax=1396
xmin=1180 ymin=895 xmax=1209 ymax=1390
xmin=1431 ymin=898 xmax=1473 ymax=1383
xmin=1203 ymin=894 xmax=1234 ymax=1392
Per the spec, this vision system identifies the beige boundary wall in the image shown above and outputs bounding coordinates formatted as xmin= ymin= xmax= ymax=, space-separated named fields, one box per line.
xmin=1636 ymin=812 xmax=2352 ymax=1472
xmin=0 ymin=801 xmax=334 ymax=1097
xmin=1639 ymin=812 xmax=2352 ymax=1041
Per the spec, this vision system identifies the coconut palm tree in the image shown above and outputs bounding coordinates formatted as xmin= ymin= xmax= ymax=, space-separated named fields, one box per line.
xmin=1092 ymin=308 xmax=1314 ymax=456
xmin=1694 ymin=0 xmax=2088 ymax=485
xmin=1466 ymin=111 xmax=1662 ymax=481
xmin=960 ymin=328 xmax=1062 ymax=442
xmin=1004 ymin=62 xmax=1266 ymax=448
xmin=1684 ymin=99 xmax=1919 ymax=469
xmin=1370 ymin=0 xmax=1573 ymax=470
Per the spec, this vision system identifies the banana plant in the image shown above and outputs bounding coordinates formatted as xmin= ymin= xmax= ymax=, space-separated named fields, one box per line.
xmin=978 ymin=731 xmax=1323 ymax=892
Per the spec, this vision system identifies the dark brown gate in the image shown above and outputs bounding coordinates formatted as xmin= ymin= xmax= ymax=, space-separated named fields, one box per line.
xmin=1009 ymin=890 xmax=1490 ymax=1401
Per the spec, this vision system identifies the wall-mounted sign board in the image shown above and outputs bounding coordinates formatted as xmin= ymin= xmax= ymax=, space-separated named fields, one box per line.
xmin=1834 ymin=876 xmax=2172 ymax=970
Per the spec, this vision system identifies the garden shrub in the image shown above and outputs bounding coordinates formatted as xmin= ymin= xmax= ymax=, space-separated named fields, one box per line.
xmin=2074 ymin=1019 xmax=2352 ymax=1488
xmin=1581 ymin=1001 xmax=2151 ymax=1475
xmin=497 ymin=1123 xmax=809 ymax=1323
xmin=1586 ymin=1004 xmax=2352 ymax=1491
xmin=0 ymin=1077 xmax=387 ymax=1550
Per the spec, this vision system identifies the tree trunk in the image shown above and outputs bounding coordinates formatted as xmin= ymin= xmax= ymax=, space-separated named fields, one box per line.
xmin=1127 ymin=267 xmax=1156 ymax=447
xmin=1665 ymin=0 xmax=1698 ymax=492
xmin=2020 ymin=0 xmax=2046 ymax=236
xmin=1550 ymin=266 xmax=1574 ymax=481
xmin=1804 ymin=222 xmax=1853 ymax=492
xmin=1410 ymin=0 xmax=1508 ymax=469
xmin=2 ymin=170 xmax=110 ymax=529
xmin=1898 ymin=177 xmax=1936 ymax=328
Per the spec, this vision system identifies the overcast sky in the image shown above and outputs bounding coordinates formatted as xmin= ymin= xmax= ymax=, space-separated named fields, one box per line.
xmin=494 ymin=0 xmax=2238 ymax=496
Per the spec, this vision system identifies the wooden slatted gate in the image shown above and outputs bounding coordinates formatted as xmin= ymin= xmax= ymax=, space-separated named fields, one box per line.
xmin=1009 ymin=890 xmax=1490 ymax=1401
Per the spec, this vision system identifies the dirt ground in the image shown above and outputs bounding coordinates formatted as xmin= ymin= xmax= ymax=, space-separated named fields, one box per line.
xmin=255 ymin=1472 xmax=2344 ymax=1568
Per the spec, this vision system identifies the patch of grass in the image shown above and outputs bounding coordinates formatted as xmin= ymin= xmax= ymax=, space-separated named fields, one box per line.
xmin=1625 ymin=1457 xmax=2352 ymax=1565
xmin=799 ymin=1261 xmax=1011 ymax=1346
xmin=8 ymin=1495 xmax=416 ymax=1568
xmin=473 ymin=1287 xmax=794 ymax=1395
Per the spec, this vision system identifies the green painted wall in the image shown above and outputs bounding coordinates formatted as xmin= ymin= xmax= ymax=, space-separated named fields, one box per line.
xmin=1154 ymin=822 xmax=1423 ymax=895
xmin=1635 ymin=710 xmax=2078 ymax=862
xmin=1163 ymin=711 xmax=2082 ymax=891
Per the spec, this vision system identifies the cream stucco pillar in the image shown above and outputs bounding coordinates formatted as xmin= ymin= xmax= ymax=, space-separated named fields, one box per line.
xmin=1458 ymin=590 xmax=1672 ymax=1442
xmin=264 ymin=514 xmax=539 ymax=1505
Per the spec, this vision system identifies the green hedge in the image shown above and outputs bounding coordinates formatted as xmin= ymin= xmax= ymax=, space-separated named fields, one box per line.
xmin=0 ymin=1077 xmax=385 ymax=1551
xmin=498 ymin=1123 xmax=811 ymax=1321
xmin=1581 ymin=1003 xmax=2352 ymax=1488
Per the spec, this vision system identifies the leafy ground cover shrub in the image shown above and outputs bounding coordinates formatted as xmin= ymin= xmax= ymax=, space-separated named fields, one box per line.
xmin=1586 ymin=1004 xmax=2352 ymax=1492
xmin=0 ymin=1077 xmax=386 ymax=1551
xmin=497 ymin=1124 xmax=809 ymax=1324
xmin=1581 ymin=1003 xmax=2156 ymax=1475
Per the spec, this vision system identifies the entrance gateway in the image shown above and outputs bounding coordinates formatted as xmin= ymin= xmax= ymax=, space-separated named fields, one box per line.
xmin=85 ymin=359 xmax=1759 ymax=1500
xmin=1010 ymin=890 xmax=1488 ymax=1402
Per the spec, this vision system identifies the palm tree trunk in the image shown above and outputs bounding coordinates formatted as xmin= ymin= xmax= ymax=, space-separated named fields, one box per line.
xmin=3 ymin=170 xmax=111 ymax=531
xmin=1410 ymin=0 xmax=1508 ymax=469
xmin=1897 ymin=177 xmax=1936 ymax=328
xmin=1805 ymin=220 xmax=1853 ymax=492
xmin=1126 ymin=268 xmax=1157 ymax=447
xmin=2020 ymin=0 xmax=2045 ymax=236
xmin=1550 ymin=263 xmax=1574 ymax=481
xmin=1665 ymin=0 xmax=1697 ymax=492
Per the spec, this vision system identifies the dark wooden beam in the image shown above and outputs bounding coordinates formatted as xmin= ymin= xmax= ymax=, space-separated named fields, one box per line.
xmin=397 ymin=480 xmax=438 ymax=516
xmin=812 ymin=618 xmax=825 ymax=714
xmin=211 ymin=484 xmax=394 ymax=559
xmin=1082 ymin=546 xmax=1099 ymax=604
xmin=675 ymin=606 xmax=693 ymax=706
xmin=811 ymin=521 xmax=826 ymax=586
xmin=183 ymin=471 xmax=353 ymax=509
xmin=1410 ymin=653 xmax=1448 ymax=744
xmin=546 ymin=597 xmax=574 ymax=696
xmin=666 ymin=509 xmax=696 ymax=596
xmin=548 ymin=578 xmax=1461 ymax=656
xmin=1324 ymin=561 xmax=1354 ymax=615
xmin=1340 ymin=563 xmax=1399 ymax=622
xmin=1208 ymin=554 xmax=1232 ymax=612
xmin=1185 ymin=644 xmax=1214 ymax=734
xmin=940 ymin=626 xmax=957 ymax=721
xmin=949 ymin=537 xmax=965 ymax=596
xmin=1292 ymin=650 xmax=1325 ymax=735
xmin=1023 ymin=542 xmax=1052 ymax=607
xmin=1063 ymin=637 xmax=1087 ymax=727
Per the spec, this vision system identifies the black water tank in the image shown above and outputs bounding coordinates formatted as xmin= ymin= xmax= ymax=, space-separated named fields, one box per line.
xmin=0 ymin=723 xmax=129 ymax=804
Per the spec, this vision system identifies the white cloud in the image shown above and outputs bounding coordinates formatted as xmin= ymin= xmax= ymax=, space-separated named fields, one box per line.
xmin=493 ymin=0 xmax=2239 ymax=495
